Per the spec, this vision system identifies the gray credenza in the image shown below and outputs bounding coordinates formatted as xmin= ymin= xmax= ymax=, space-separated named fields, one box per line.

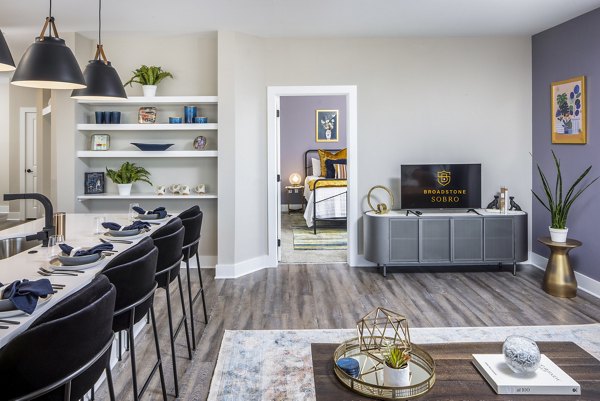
xmin=363 ymin=210 xmax=527 ymax=276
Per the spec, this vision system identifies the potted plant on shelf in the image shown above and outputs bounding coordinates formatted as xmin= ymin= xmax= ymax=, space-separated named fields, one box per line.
xmin=532 ymin=150 xmax=598 ymax=243
xmin=106 ymin=162 xmax=152 ymax=196
xmin=124 ymin=65 xmax=174 ymax=97
xmin=383 ymin=344 xmax=411 ymax=387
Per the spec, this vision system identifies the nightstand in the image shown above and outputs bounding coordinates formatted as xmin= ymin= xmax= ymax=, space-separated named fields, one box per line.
xmin=285 ymin=185 xmax=304 ymax=213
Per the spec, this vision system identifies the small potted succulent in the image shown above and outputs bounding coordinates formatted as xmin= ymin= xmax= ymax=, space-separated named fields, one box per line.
xmin=532 ymin=150 xmax=597 ymax=242
xmin=106 ymin=162 xmax=152 ymax=196
xmin=383 ymin=344 xmax=411 ymax=387
xmin=124 ymin=65 xmax=174 ymax=97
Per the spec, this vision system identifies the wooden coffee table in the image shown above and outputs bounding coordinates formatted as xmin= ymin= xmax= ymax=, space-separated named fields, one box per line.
xmin=312 ymin=342 xmax=600 ymax=400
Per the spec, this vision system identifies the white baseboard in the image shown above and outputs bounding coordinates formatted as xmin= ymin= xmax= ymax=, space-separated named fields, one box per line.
xmin=215 ymin=255 xmax=276 ymax=279
xmin=182 ymin=255 xmax=217 ymax=269
xmin=0 ymin=206 xmax=8 ymax=214
xmin=529 ymin=251 xmax=600 ymax=299
xmin=7 ymin=212 xmax=23 ymax=221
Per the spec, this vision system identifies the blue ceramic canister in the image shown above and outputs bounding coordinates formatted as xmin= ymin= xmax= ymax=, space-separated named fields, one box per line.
xmin=184 ymin=106 xmax=197 ymax=123
xmin=169 ymin=117 xmax=183 ymax=124
xmin=95 ymin=111 xmax=104 ymax=124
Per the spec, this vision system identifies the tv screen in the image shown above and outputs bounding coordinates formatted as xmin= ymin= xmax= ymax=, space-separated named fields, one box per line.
xmin=401 ymin=164 xmax=481 ymax=209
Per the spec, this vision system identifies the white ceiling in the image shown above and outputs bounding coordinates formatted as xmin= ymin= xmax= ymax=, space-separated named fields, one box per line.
xmin=1 ymin=0 xmax=600 ymax=38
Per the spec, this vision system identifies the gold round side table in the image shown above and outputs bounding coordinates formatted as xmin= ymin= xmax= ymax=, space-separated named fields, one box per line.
xmin=537 ymin=236 xmax=582 ymax=298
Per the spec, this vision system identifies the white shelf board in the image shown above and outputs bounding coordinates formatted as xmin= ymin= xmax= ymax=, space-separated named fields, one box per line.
xmin=77 ymin=193 xmax=217 ymax=201
xmin=77 ymin=96 xmax=218 ymax=105
xmin=77 ymin=123 xmax=218 ymax=131
xmin=77 ymin=150 xmax=218 ymax=158
xmin=42 ymin=105 xmax=51 ymax=116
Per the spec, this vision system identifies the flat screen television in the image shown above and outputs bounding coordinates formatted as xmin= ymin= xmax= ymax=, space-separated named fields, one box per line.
xmin=400 ymin=164 xmax=481 ymax=209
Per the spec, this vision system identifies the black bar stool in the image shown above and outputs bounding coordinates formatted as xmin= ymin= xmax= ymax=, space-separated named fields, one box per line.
xmin=0 ymin=275 xmax=116 ymax=401
xmin=102 ymin=237 xmax=167 ymax=401
xmin=179 ymin=205 xmax=208 ymax=348
xmin=151 ymin=217 xmax=192 ymax=398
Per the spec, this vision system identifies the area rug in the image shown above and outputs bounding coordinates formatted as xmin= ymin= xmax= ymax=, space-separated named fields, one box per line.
xmin=207 ymin=324 xmax=600 ymax=401
xmin=292 ymin=226 xmax=347 ymax=250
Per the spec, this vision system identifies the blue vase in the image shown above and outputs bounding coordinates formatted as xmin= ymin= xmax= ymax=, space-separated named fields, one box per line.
xmin=184 ymin=106 xmax=197 ymax=123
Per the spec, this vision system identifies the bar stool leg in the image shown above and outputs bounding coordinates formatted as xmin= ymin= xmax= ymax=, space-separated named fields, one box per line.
xmin=177 ymin=274 xmax=193 ymax=359
xmin=128 ymin=323 xmax=139 ymax=401
xmin=164 ymin=277 xmax=180 ymax=397
xmin=195 ymin=252 xmax=208 ymax=323
xmin=106 ymin=360 xmax=116 ymax=401
xmin=150 ymin=305 xmax=168 ymax=401
xmin=184 ymin=251 xmax=197 ymax=349
xmin=118 ymin=331 xmax=122 ymax=361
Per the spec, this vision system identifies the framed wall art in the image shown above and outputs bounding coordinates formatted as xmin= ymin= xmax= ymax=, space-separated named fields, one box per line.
xmin=316 ymin=109 xmax=339 ymax=142
xmin=85 ymin=172 xmax=105 ymax=194
xmin=551 ymin=76 xmax=586 ymax=144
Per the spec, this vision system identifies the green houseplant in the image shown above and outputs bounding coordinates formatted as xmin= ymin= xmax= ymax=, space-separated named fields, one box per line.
xmin=532 ymin=150 xmax=598 ymax=242
xmin=106 ymin=162 xmax=152 ymax=196
xmin=383 ymin=344 xmax=411 ymax=386
xmin=124 ymin=65 xmax=173 ymax=97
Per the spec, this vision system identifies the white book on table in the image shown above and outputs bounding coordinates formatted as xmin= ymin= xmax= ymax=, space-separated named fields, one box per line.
xmin=472 ymin=354 xmax=581 ymax=395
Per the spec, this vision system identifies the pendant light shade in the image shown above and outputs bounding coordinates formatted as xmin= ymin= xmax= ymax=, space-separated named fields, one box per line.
xmin=71 ymin=59 xmax=127 ymax=100
xmin=71 ymin=0 xmax=126 ymax=100
xmin=0 ymin=30 xmax=16 ymax=72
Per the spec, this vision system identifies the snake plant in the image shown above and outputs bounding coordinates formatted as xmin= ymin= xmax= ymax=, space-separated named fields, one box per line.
xmin=124 ymin=65 xmax=173 ymax=87
xmin=532 ymin=150 xmax=598 ymax=229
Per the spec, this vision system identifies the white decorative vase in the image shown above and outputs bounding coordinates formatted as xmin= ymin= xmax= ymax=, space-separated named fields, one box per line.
xmin=142 ymin=85 xmax=157 ymax=97
xmin=383 ymin=364 xmax=410 ymax=387
xmin=549 ymin=227 xmax=568 ymax=242
xmin=117 ymin=183 xmax=132 ymax=196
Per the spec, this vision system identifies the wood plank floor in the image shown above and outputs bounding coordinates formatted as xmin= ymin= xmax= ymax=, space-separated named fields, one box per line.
xmin=96 ymin=263 xmax=600 ymax=400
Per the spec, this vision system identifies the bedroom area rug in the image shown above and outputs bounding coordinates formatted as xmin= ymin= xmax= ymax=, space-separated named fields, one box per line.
xmin=292 ymin=226 xmax=347 ymax=250
xmin=206 ymin=324 xmax=600 ymax=401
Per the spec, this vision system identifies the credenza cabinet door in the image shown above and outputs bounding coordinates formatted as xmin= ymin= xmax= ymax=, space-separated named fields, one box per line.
xmin=390 ymin=219 xmax=419 ymax=262
xmin=419 ymin=219 xmax=451 ymax=262
xmin=484 ymin=218 xmax=514 ymax=261
xmin=452 ymin=218 xmax=483 ymax=261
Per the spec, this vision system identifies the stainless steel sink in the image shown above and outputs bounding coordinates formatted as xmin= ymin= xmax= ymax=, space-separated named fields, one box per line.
xmin=0 ymin=237 xmax=42 ymax=260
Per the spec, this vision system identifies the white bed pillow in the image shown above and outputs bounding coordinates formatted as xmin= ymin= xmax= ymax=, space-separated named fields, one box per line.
xmin=311 ymin=158 xmax=321 ymax=177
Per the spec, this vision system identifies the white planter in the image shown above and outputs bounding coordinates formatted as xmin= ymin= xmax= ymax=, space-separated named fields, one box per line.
xmin=549 ymin=227 xmax=568 ymax=243
xmin=117 ymin=183 xmax=132 ymax=196
xmin=142 ymin=85 xmax=157 ymax=97
xmin=383 ymin=364 xmax=410 ymax=387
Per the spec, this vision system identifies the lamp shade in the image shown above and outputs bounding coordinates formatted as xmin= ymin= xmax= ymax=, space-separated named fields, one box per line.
xmin=11 ymin=36 xmax=85 ymax=89
xmin=0 ymin=30 xmax=15 ymax=72
xmin=289 ymin=172 xmax=302 ymax=186
xmin=71 ymin=60 xmax=127 ymax=100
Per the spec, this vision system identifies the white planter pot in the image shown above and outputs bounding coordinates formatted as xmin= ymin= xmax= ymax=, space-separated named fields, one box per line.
xmin=117 ymin=183 xmax=132 ymax=196
xmin=383 ymin=364 xmax=410 ymax=387
xmin=142 ymin=85 xmax=157 ymax=97
xmin=549 ymin=227 xmax=568 ymax=243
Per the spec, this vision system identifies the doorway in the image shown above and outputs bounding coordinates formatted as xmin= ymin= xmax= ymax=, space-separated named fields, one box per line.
xmin=266 ymin=86 xmax=358 ymax=268
xmin=20 ymin=107 xmax=40 ymax=220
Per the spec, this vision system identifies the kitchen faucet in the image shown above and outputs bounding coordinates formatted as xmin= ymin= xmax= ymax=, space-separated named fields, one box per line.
xmin=3 ymin=193 xmax=55 ymax=246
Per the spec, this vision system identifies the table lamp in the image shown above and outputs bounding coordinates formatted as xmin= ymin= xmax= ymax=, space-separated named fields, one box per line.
xmin=289 ymin=173 xmax=302 ymax=186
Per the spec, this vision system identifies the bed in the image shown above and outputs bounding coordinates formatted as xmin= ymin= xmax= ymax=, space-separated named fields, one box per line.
xmin=302 ymin=149 xmax=347 ymax=234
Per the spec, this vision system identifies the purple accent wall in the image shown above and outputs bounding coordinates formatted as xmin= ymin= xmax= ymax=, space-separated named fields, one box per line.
xmin=532 ymin=8 xmax=600 ymax=281
xmin=279 ymin=95 xmax=347 ymax=200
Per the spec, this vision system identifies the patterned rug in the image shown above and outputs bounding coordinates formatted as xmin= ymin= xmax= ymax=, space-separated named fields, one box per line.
xmin=207 ymin=324 xmax=600 ymax=401
xmin=292 ymin=226 xmax=347 ymax=250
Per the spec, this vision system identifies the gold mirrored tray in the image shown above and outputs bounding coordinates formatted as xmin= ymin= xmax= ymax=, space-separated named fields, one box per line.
xmin=333 ymin=337 xmax=435 ymax=400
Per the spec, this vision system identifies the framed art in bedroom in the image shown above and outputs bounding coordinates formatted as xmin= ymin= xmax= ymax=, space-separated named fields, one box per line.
xmin=551 ymin=76 xmax=586 ymax=144
xmin=316 ymin=109 xmax=339 ymax=142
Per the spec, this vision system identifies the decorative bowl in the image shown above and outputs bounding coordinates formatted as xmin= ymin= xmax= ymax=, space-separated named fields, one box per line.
xmin=131 ymin=143 xmax=174 ymax=151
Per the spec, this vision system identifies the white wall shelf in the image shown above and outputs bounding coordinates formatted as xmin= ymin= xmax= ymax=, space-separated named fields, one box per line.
xmin=77 ymin=96 xmax=218 ymax=106
xmin=77 ymin=123 xmax=218 ymax=131
xmin=77 ymin=150 xmax=218 ymax=158
xmin=77 ymin=193 xmax=218 ymax=201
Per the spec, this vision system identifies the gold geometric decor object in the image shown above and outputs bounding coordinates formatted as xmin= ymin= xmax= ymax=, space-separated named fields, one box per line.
xmin=357 ymin=307 xmax=411 ymax=362
xmin=367 ymin=185 xmax=394 ymax=214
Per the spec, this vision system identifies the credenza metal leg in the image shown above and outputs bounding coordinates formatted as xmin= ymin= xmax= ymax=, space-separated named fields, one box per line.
xmin=513 ymin=261 xmax=517 ymax=276
xmin=383 ymin=264 xmax=387 ymax=277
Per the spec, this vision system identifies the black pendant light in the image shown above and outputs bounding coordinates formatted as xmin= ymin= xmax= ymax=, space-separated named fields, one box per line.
xmin=0 ymin=30 xmax=16 ymax=72
xmin=11 ymin=0 xmax=85 ymax=89
xmin=72 ymin=0 xmax=127 ymax=100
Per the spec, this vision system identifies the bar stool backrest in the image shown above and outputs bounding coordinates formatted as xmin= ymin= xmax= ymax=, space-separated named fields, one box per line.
xmin=151 ymin=217 xmax=185 ymax=288
xmin=180 ymin=208 xmax=203 ymax=258
xmin=0 ymin=275 xmax=116 ymax=401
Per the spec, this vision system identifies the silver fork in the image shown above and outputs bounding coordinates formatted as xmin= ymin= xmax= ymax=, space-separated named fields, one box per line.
xmin=40 ymin=267 xmax=84 ymax=274
xmin=37 ymin=269 xmax=78 ymax=277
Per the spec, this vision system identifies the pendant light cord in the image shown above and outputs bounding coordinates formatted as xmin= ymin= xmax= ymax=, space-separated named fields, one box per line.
xmin=98 ymin=0 xmax=102 ymax=46
xmin=48 ymin=0 xmax=53 ymax=36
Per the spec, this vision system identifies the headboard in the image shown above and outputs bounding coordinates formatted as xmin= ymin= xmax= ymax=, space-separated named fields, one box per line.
xmin=304 ymin=149 xmax=343 ymax=178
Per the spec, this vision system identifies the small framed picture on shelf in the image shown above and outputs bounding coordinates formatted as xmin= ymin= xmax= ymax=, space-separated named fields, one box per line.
xmin=138 ymin=107 xmax=157 ymax=124
xmin=84 ymin=172 xmax=105 ymax=194
xmin=90 ymin=134 xmax=110 ymax=151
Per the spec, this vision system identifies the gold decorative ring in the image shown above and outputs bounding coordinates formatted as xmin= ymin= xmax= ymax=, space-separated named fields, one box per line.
xmin=367 ymin=185 xmax=394 ymax=214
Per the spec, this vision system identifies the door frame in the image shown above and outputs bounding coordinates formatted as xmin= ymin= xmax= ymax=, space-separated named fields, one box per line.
xmin=266 ymin=85 xmax=358 ymax=267
xmin=19 ymin=107 xmax=38 ymax=220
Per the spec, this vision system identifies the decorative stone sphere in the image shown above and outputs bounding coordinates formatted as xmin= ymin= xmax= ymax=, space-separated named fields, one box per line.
xmin=502 ymin=335 xmax=541 ymax=373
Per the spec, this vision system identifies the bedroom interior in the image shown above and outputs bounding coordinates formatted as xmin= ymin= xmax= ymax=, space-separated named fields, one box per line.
xmin=1 ymin=1 xmax=600 ymax=400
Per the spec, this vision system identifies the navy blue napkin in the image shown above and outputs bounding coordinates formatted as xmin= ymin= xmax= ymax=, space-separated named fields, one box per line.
xmin=102 ymin=220 xmax=150 ymax=231
xmin=1 ymin=279 xmax=53 ymax=314
xmin=132 ymin=206 xmax=167 ymax=219
xmin=59 ymin=242 xmax=114 ymax=256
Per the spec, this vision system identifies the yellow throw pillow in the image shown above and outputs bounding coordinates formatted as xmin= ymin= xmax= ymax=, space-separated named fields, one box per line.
xmin=318 ymin=149 xmax=347 ymax=177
